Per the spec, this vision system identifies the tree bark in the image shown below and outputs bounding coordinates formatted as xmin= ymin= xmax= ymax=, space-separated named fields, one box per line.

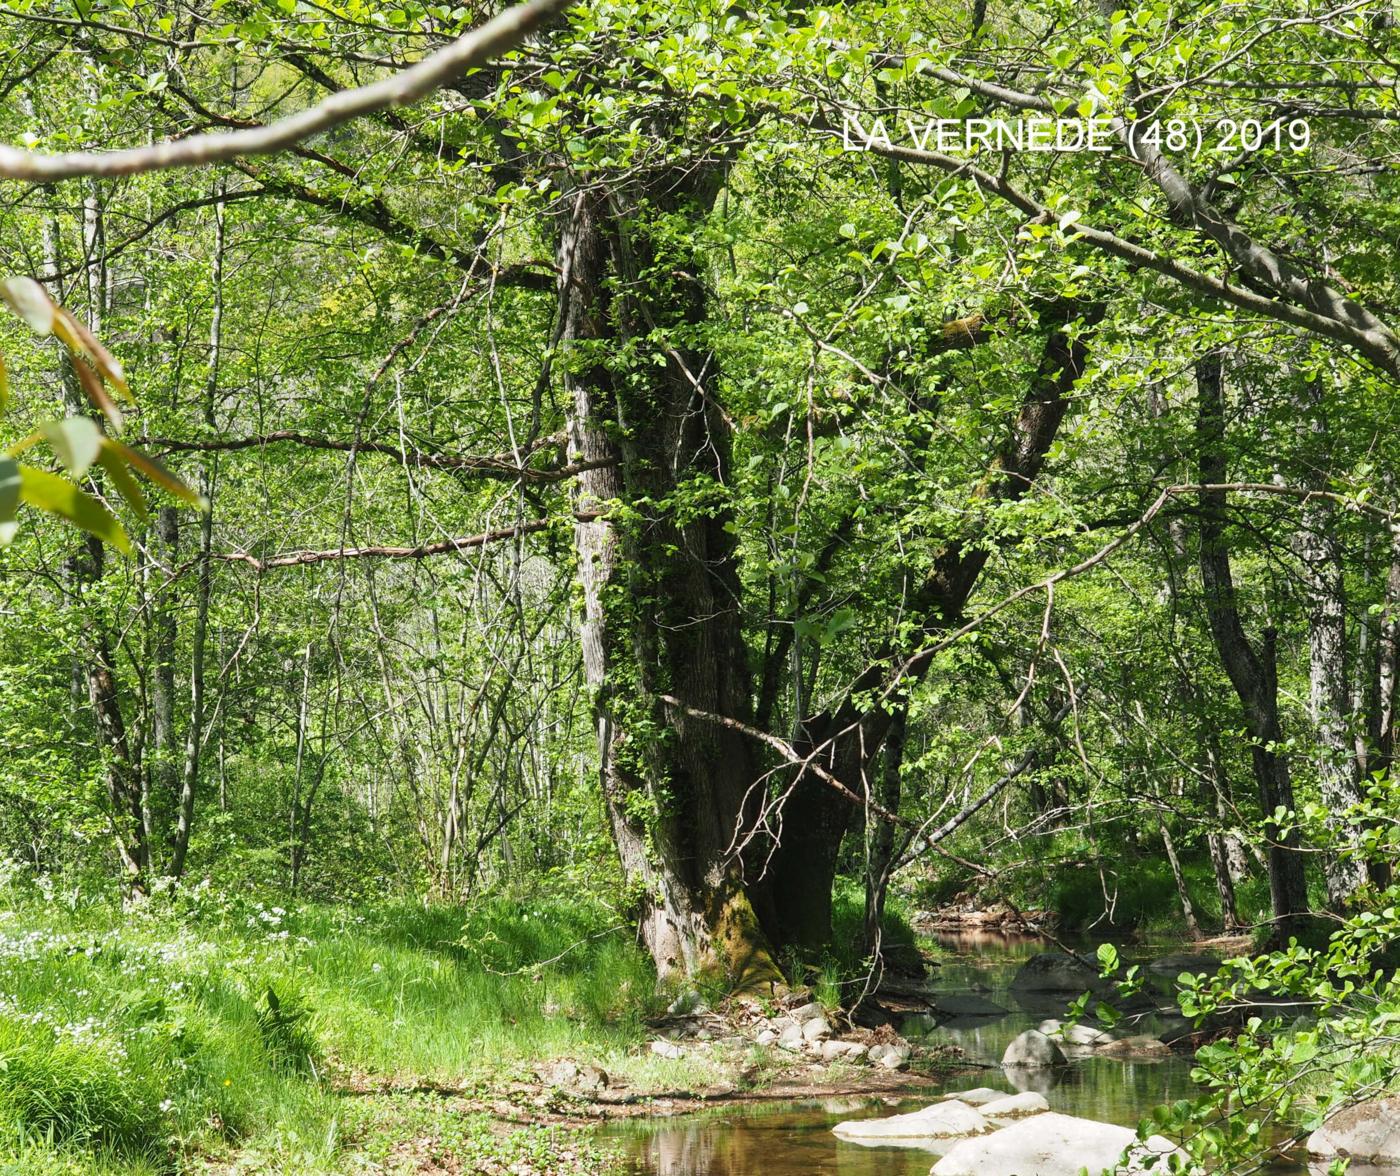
xmin=1195 ymin=352 xmax=1309 ymax=937
xmin=558 ymin=181 xmax=782 ymax=987
xmin=1292 ymin=381 xmax=1367 ymax=907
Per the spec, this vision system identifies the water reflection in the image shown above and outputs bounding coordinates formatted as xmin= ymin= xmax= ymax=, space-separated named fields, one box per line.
xmin=598 ymin=931 xmax=1306 ymax=1175
xmin=606 ymin=1098 xmax=957 ymax=1175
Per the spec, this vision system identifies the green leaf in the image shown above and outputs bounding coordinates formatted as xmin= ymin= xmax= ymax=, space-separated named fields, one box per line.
xmin=96 ymin=447 xmax=149 ymax=522
xmin=18 ymin=465 xmax=131 ymax=554
xmin=1097 ymin=942 xmax=1119 ymax=976
xmin=41 ymin=417 xmax=103 ymax=478
xmin=105 ymin=440 xmax=205 ymax=508
xmin=0 ymin=277 xmax=55 ymax=336
xmin=0 ymin=455 xmax=18 ymax=545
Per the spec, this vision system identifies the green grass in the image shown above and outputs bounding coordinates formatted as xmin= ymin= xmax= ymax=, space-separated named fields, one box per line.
xmin=0 ymin=878 xmax=658 ymax=1172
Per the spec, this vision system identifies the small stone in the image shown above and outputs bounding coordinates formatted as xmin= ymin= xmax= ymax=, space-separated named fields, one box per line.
xmin=867 ymin=1043 xmax=891 ymax=1064
xmin=844 ymin=1043 xmax=868 ymax=1062
xmin=802 ymin=1016 xmax=832 ymax=1042
xmin=790 ymin=1001 xmax=826 ymax=1024
xmin=778 ymin=1021 xmax=805 ymax=1049
xmin=755 ymin=1029 xmax=778 ymax=1046
xmin=667 ymin=990 xmax=708 ymax=1016
xmin=576 ymin=1064 xmax=608 ymax=1092
xmin=535 ymin=1059 xmax=579 ymax=1087
xmin=877 ymin=1048 xmax=909 ymax=1071
xmin=650 ymin=1040 xmax=683 ymax=1060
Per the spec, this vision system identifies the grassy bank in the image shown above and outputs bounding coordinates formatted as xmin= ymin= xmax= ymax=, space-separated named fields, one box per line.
xmin=0 ymin=873 xmax=669 ymax=1173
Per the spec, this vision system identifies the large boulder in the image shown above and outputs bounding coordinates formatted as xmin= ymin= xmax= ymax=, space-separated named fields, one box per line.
xmin=832 ymin=1099 xmax=989 ymax=1141
xmin=1307 ymin=1096 xmax=1400 ymax=1163
xmin=1011 ymin=952 xmax=1110 ymax=994
xmin=1002 ymin=1029 xmax=1067 ymax=1068
xmin=932 ymin=1111 xmax=1184 ymax=1175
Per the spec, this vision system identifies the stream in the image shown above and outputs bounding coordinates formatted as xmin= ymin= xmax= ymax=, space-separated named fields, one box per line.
xmin=596 ymin=929 xmax=1314 ymax=1174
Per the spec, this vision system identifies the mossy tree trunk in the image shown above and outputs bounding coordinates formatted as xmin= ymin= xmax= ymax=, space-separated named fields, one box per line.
xmin=558 ymin=178 xmax=783 ymax=989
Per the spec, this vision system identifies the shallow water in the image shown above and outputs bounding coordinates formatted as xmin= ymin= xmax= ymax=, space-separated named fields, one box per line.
xmin=596 ymin=929 xmax=1314 ymax=1175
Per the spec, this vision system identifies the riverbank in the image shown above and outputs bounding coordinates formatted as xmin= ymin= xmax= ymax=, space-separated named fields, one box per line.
xmin=0 ymin=882 xmax=981 ymax=1173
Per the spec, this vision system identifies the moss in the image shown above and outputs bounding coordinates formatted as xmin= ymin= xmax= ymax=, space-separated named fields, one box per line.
xmin=708 ymin=886 xmax=787 ymax=995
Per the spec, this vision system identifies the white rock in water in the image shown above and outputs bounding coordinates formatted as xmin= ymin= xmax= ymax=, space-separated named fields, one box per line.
xmin=980 ymin=1091 xmax=1050 ymax=1119
xmin=932 ymin=1111 xmax=1185 ymax=1175
xmin=1001 ymin=1029 xmax=1067 ymax=1068
xmin=1038 ymin=1018 xmax=1116 ymax=1048
xmin=1307 ymin=1096 xmax=1400 ymax=1163
xmin=832 ymin=1099 xmax=989 ymax=1140
xmin=938 ymin=1087 xmax=1009 ymax=1106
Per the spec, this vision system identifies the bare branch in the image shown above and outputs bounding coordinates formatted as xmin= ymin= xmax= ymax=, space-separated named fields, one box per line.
xmin=0 ymin=0 xmax=570 ymax=181
xmin=213 ymin=511 xmax=599 ymax=573
xmin=148 ymin=430 xmax=608 ymax=481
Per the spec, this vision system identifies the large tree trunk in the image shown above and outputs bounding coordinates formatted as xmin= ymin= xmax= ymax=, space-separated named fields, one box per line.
xmin=1195 ymin=353 xmax=1309 ymax=937
xmin=558 ymin=182 xmax=782 ymax=987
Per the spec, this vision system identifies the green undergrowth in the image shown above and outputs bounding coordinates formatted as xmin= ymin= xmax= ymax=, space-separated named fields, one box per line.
xmin=0 ymin=874 xmax=654 ymax=1172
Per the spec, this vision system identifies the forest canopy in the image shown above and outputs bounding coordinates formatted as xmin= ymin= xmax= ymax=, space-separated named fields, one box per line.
xmin=0 ymin=0 xmax=1399 ymax=1171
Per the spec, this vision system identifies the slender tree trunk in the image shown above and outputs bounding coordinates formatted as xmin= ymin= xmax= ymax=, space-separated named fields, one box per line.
xmin=1377 ymin=524 xmax=1400 ymax=775
xmin=1159 ymin=806 xmax=1202 ymax=940
xmin=149 ymin=507 xmax=179 ymax=853
xmin=170 ymin=189 xmax=224 ymax=880
xmin=1195 ymin=352 xmax=1309 ymax=938
xmin=862 ymin=708 xmax=906 ymax=967
xmin=1291 ymin=380 xmax=1368 ymax=907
